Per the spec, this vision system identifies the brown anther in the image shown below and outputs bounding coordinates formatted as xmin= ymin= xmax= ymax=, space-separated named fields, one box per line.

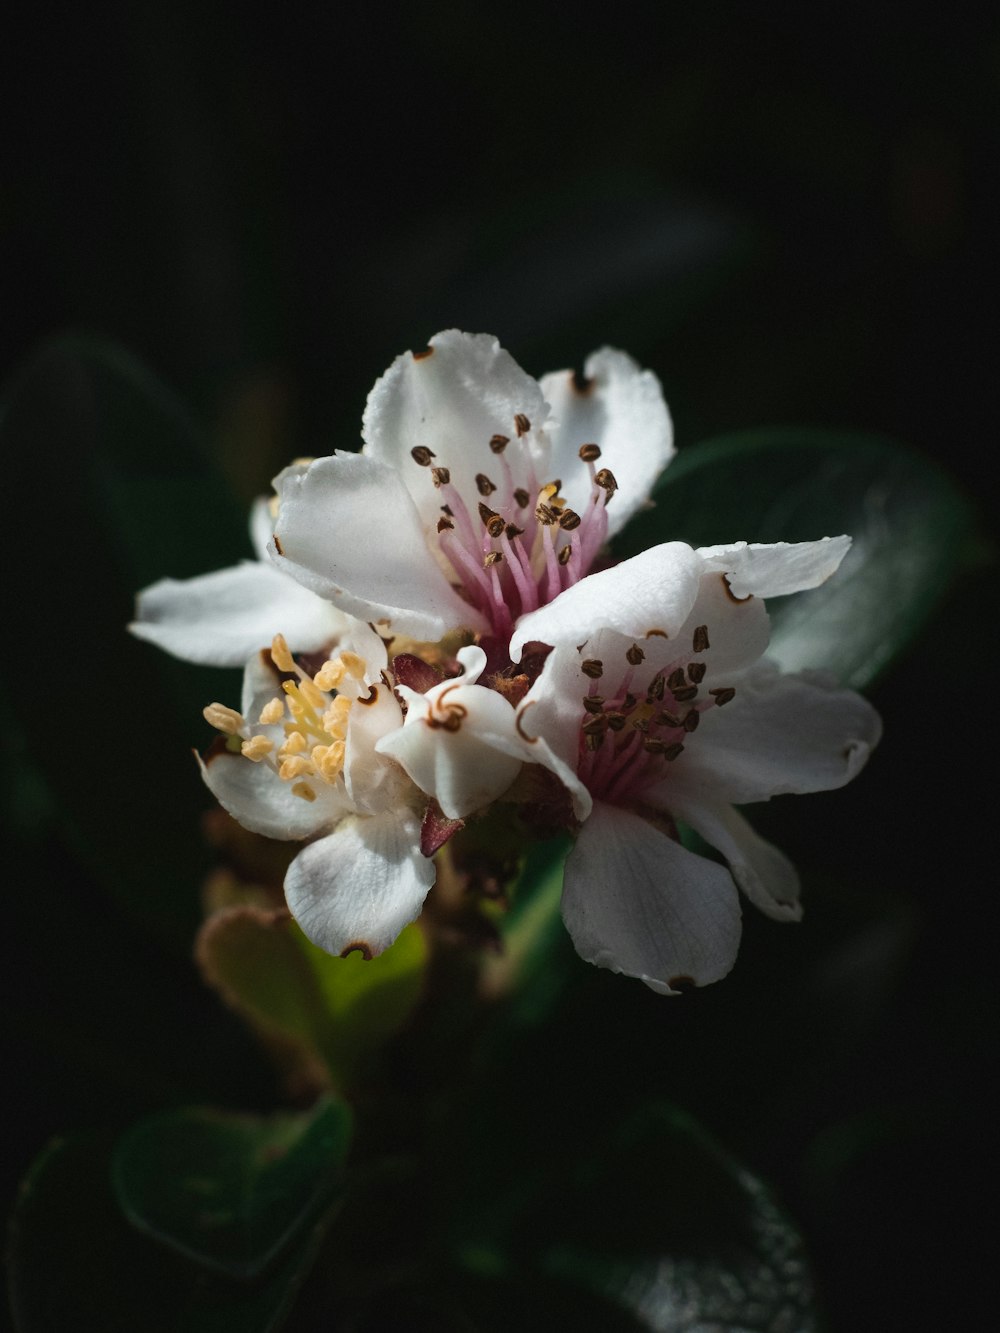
xmin=535 ymin=502 xmax=559 ymax=525
xmin=581 ymin=659 xmax=604 ymax=679
xmin=514 ymin=413 xmax=531 ymax=436
xmin=578 ymin=443 xmax=602 ymax=462
xmin=489 ymin=433 xmax=510 ymax=453
xmin=505 ymin=522 xmax=525 ymax=539
xmin=643 ymin=737 xmax=669 ymax=754
xmin=441 ymin=503 xmax=454 ymax=516
xmin=672 ymin=685 xmax=698 ymax=702
xmin=557 ymin=543 xmax=573 ymax=566
xmin=478 ymin=502 xmax=505 ymax=537
xmin=687 ymin=662 xmax=707 ymax=684
xmin=664 ymin=742 xmax=686 ymax=761
xmin=595 ymin=468 xmax=618 ymax=494
xmin=431 ymin=466 xmax=451 ymax=487
xmin=559 ymin=508 xmax=582 ymax=531
xmin=513 ymin=487 xmax=530 ymax=508
xmin=693 ymin=624 xmax=710 ymax=653
xmin=626 ymin=643 xmax=645 ymax=666
xmin=585 ymin=731 xmax=605 ymax=752
xmin=437 ymin=516 xmax=454 ymax=533
xmin=581 ymin=713 xmax=609 ymax=737
xmin=631 ymin=716 xmax=650 ymax=733
xmin=475 ymin=473 xmax=497 ymax=496
xmin=667 ymin=668 xmax=686 ymax=691
xmin=709 ymin=687 xmax=736 ymax=706
xmin=606 ymin=712 xmax=627 ymax=731
xmin=621 ymin=693 xmax=638 ymax=713
xmin=682 ymin=709 xmax=701 ymax=733
xmin=410 ymin=445 xmax=435 ymax=466
xmin=647 ymin=675 xmax=666 ymax=701
xmin=656 ymin=710 xmax=682 ymax=729
xmin=483 ymin=551 xmax=504 ymax=568
xmin=581 ymin=695 xmax=605 ymax=713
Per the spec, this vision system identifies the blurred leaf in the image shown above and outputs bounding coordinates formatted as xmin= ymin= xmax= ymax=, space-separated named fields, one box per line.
xmin=615 ymin=428 xmax=978 ymax=688
xmin=7 ymin=1134 xmax=332 ymax=1333
xmin=111 ymin=1097 xmax=351 ymax=1281
xmin=457 ymin=1103 xmax=818 ymax=1332
xmin=196 ymin=907 xmax=428 ymax=1091
xmin=0 ymin=336 xmax=249 ymax=944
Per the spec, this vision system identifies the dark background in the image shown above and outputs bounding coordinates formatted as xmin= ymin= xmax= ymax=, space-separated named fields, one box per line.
xmin=2 ymin=4 xmax=996 ymax=1329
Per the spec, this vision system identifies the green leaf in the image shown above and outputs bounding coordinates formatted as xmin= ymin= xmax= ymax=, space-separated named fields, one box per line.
xmin=196 ymin=907 xmax=428 ymax=1091
xmin=614 ymin=428 xmax=978 ymax=688
xmin=111 ymin=1097 xmax=352 ymax=1280
xmin=0 ymin=336 xmax=248 ymax=945
xmin=8 ymin=1134 xmax=332 ymax=1333
xmin=456 ymin=1103 xmax=819 ymax=1331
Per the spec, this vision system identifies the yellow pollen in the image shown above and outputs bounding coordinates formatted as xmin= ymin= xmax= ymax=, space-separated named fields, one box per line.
xmin=281 ymin=730 xmax=308 ymax=755
xmin=241 ymin=735 xmax=274 ymax=761
xmin=311 ymin=741 xmax=346 ymax=780
xmin=291 ymin=782 xmax=317 ymax=802
xmin=203 ymin=702 xmax=245 ymax=735
xmin=313 ymin=659 xmax=347 ymax=691
xmin=271 ymin=633 xmax=296 ymax=673
xmin=259 ymin=697 xmax=285 ymax=725
xmin=340 ymin=651 xmax=367 ymax=681
xmin=279 ymin=755 xmax=314 ymax=780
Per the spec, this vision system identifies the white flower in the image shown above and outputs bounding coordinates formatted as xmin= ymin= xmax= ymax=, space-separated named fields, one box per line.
xmin=130 ymin=494 xmax=348 ymax=666
xmin=200 ymin=625 xmax=433 ymax=958
xmin=268 ymin=330 xmax=674 ymax=650
xmin=505 ymin=537 xmax=882 ymax=994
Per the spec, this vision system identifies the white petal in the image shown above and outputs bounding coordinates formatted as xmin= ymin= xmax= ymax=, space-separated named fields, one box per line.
xmin=130 ymin=562 xmax=346 ymax=667
xmin=362 ymin=330 xmax=549 ymax=525
xmin=510 ymin=542 xmax=704 ymax=661
xmin=271 ymin=452 xmax=484 ymax=639
xmin=697 ymin=536 xmax=852 ymax=600
xmin=284 ymin=810 xmax=435 ymax=957
xmin=343 ymin=676 xmax=407 ymax=814
xmin=377 ymin=653 xmax=523 ymax=819
xmin=540 ymin=347 xmax=674 ymax=537
xmin=512 ymin=644 xmax=594 ymax=821
xmin=199 ymin=748 xmax=341 ymax=841
xmin=673 ymin=565 xmax=772 ymax=678
xmin=670 ymin=799 xmax=802 ymax=922
xmin=249 ymin=496 xmax=275 ymax=561
xmin=663 ymin=660 xmax=882 ymax=806
xmin=561 ymin=801 xmax=741 ymax=994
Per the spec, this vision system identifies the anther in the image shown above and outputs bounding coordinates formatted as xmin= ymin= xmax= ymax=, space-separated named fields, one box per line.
xmin=585 ymin=731 xmax=605 ymax=752
xmin=279 ymin=756 xmax=313 ymax=780
xmin=241 ymin=735 xmax=274 ymax=761
xmin=535 ymin=502 xmax=559 ymax=525
xmin=656 ymin=710 xmax=682 ymax=728
xmin=631 ymin=717 xmax=649 ymax=733
xmin=621 ymin=693 xmax=638 ymax=713
xmin=582 ymin=695 xmax=605 ymax=713
xmin=441 ymin=503 xmax=454 ymax=516
xmin=643 ymin=737 xmax=669 ymax=754
xmin=606 ymin=713 xmax=627 ymax=731
xmin=476 ymin=473 xmax=497 ymax=496
xmin=291 ymin=781 xmax=317 ymax=802
xmin=682 ymin=709 xmax=701 ymax=733
xmin=581 ymin=659 xmax=604 ymax=679
xmin=667 ymin=668 xmax=685 ymax=691
xmin=581 ymin=714 xmax=609 ymax=737
xmin=431 ymin=466 xmax=451 ymax=487
xmin=663 ymin=742 xmax=685 ymax=761
xmin=693 ymin=625 xmax=710 ymax=653
xmin=259 ymin=698 xmax=285 ymax=725
xmin=672 ymin=685 xmax=698 ymax=702
xmin=647 ymin=675 xmax=666 ymax=701
xmin=594 ymin=468 xmax=618 ymax=496
xmin=410 ymin=446 xmax=435 ymax=466
xmin=340 ymin=652 xmax=367 ymax=681
xmin=513 ymin=487 xmax=530 ymax=508
xmin=557 ymin=544 xmax=573 ymax=566
xmin=709 ymin=687 xmax=736 ymax=706
xmin=437 ymin=516 xmax=454 ymax=532
xmin=559 ymin=508 xmax=582 ymax=531
xmin=505 ymin=522 xmax=525 ymax=539
xmin=514 ymin=413 xmax=531 ymax=436
xmin=578 ymin=443 xmax=601 ymax=462
xmin=489 ymin=433 xmax=510 ymax=453
xmin=203 ymin=703 xmax=245 ymax=735
xmin=313 ymin=659 xmax=347 ymax=691
xmin=484 ymin=551 xmax=504 ymax=568
xmin=271 ymin=633 xmax=296 ymax=673
xmin=687 ymin=662 xmax=707 ymax=684
xmin=626 ymin=643 xmax=645 ymax=666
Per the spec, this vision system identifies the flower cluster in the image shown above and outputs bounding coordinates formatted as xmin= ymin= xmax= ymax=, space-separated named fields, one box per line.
xmin=132 ymin=331 xmax=880 ymax=993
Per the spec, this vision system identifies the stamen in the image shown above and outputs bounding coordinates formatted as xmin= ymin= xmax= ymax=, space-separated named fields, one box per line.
xmin=270 ymin=634 xmax=296 ymax=673
xmin=313 ymin=659 xmax=347 ymax=691
xmin=557 ymin=543 xmax=573 ymax=566
xmin=578 ymin=443 xmax=601 ymax=461
xmin=682 ymin=709 xmax=701 ymax=733
xmin=291 ymin=782 xmax=317 ymax=802
xmin=582 ymin=695 xmax=605 ymax=713
xmin=281 ymin=730 xmax=308 ymax=755
xmin=203 ymin=703 xmax=245 ymax=735
xmin=709 ymin=687 xmax=736 ymax=706
xmin=279 ymin=755 xmax=313 ymax=780
xmin=559 ymin=508 xmax=581 ymax=531
xmin=626 ymin=643 xmax=645 ymax=666
xmin=513 ymin=487 xmax=530 ymax=509
xmin=340 ymin=653 xmax=367 ymax=681
xmin=655 ymin=710 xmax=682 ymax=729
xmin=585 ymin=731 xmax=605 ymax=752
xmin=489 ymin=434 xmax=510 ymax=454
xmin=667 ymin=668 xmax=685 ymax=691
xmin=672 ymin=685 xmax=698 ymax=702
xmin=431 ymin=467 xmax=451 ymax=487
xmin=687 ymin=662 xmax=707 ymax=684
xmin=582 ymin=714 xmax=609 ymax=737
xmin=475 ymin=473 xmax=497 ymax=496
xmin=241 ymin=735 xmax=274 ymax=761
xmin=437 ymin=516 xmax=454 ymax=532
xmin=581 ymin=659 xmax=604 ymax=679
xmin=410 ymin=446 xmax=435 ymax=466
xmin=606 ymin=712 xmax=627 ymax=731
xmin=258 ymin=698 xmax=285 ymax=725
xmin=663 ymin=742 xmax=685 ymax=761
xmin=514 ymin=413 xmax=531 ymax=436
xmin=535 ymin=502 xmax=559 ymax=525
xmin=647 ymin=675 xmax=666 ymax=701
xmin=692 ymin=625 xmax=710 ymax=653
xmin=594 ymin=468 xmax=618 ymax=499
xmin=484 ymin=551 xmax=504 ymax=568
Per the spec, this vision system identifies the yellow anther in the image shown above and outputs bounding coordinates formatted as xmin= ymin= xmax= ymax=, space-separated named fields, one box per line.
xmin=291 ymin=782 xmax=317 ymax=802
xmin=340 ymin=651 xmax=367 ymax=681
xmin=203 ymin=703 xmax=245 ymax=735
xmin=311 ymin=741 xmax=346 ymax=780
xmin=259 ymin=697 xmax=285 ymax=725
xmin=271 ymin=633 xmax=296 ymax=673
xmin=280 ymin=730 xmax=308 ymax=756
xmin=279 ymin=755 xmax=313 ymax=780
xmin=313 ymin=659 xmax=347 ymax=691
xmin=241 ymin=735 xmax=274 ymax=762
xmin=322 ymin=696 xmax=352 ymax=736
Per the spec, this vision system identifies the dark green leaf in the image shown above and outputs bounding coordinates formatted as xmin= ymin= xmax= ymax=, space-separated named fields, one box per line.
xmin=0 ymin=336 xmax=248 ymax=944
xmin=7 ymin=1133 xmax=333 ymax=1333
xmin=111 ymin=1097 xmax=352 ymax=1280
xmin=615 ymin=428 xmax=978 ymax=688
